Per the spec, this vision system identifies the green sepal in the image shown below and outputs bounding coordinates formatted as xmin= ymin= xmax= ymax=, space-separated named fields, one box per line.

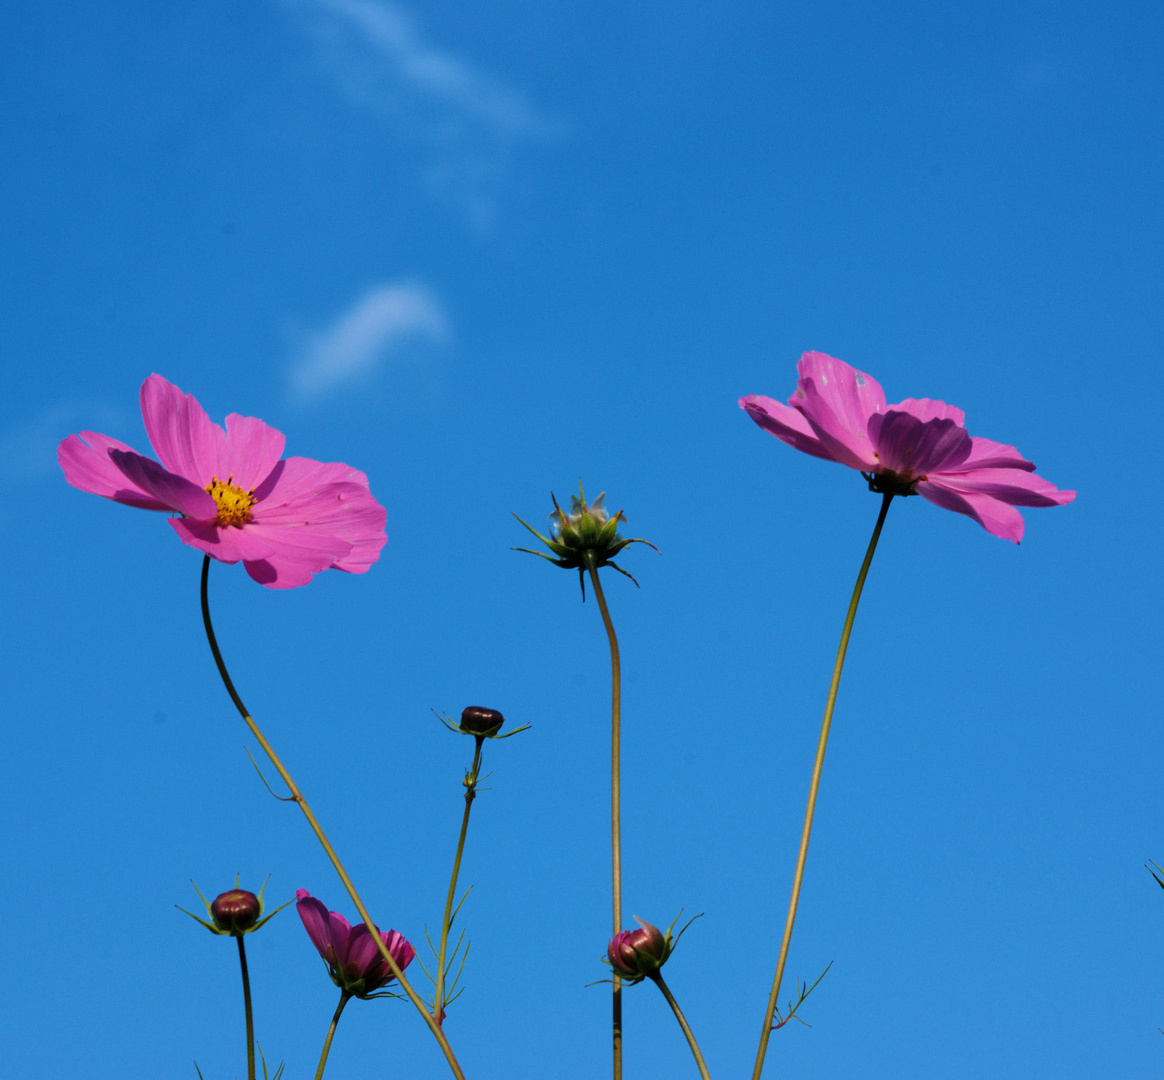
xmin=513 ymin=482 xmax=658 ymax=598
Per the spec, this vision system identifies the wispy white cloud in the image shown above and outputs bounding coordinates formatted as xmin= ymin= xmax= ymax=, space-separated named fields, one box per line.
xmin=289 ymin=281 xmax=451 ymax=400
xmin=1 ymin=401 xmax=126 ymax=482
xmin=307 ymin=0 xmax=544 ymax=136
xmin=286 ymin=0 xmax=557 ymax=229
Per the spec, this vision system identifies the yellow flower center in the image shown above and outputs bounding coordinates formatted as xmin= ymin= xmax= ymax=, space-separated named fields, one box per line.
xmin=205 ymin=475 xmax=256 ymax=528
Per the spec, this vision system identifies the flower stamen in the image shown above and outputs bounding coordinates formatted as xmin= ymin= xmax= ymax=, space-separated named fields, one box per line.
xmin=205 ymin=474 xmax=256 ymax=527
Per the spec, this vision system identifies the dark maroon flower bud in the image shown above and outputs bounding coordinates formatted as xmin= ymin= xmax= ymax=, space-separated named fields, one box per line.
xmin=211 ymin=889 xmax=262 ymax=934
xmin=179 ymin=879 xmax=289 ymax=937
xmin=460 ymin=706 xmax=505 ymax=738
xmin=435 ymin=705 xmax=528 ymax=742
xmin=607 ymin=918 xmax=671 ymax=983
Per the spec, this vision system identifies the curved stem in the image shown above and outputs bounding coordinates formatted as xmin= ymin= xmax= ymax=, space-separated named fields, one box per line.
xmin=434 ymin=738 xmax=482 ymax=1022
xmin=313 ymin=991 xmax=351 ymax=1080
xmin=199 ymin=557 xmax=466 ymax=1080
xmin=585 ymin=555 xmax=623 ymax=1080
xmin=649 ymin=973 xmax=712 ymax=1080
xmin=752 ymin=492 xmax=893 ymax=1080
xmin=236 ymin=935 xmax=256 ymax=1080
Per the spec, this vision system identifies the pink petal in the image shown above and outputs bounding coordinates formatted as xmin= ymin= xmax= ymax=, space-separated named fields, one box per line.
xmin=58 ymin=432 xmax=171 ymax=511
xmin=168 ymin=518 xmax=280 ymax=563
xmin=243 ymin=555 xmax=327 ymax=589
xmin=344 ymin=924 xmax=385 ymax=980
xmin=235 ymin=524 xmax=352 ymax=586
xmin=915 ymin=480 xmax=1026 ymax=543
xmin=939 ymin=436 xmax=1036 ymax=473
xmin=789 ymin=352 xmax=885 ymax=470
xmin=252 ymin=482 xmax=374 ymax=528
xmin=141 ymin=376 xmax=287 ymax=492
xmin=738 ymin=395 xmax=835 ymax=461
xmin=218 ymin=413 xmax=286 ymax=492
xmin=333 ymin=512 xmax=390 ymax=573
xmin=140 ymin=374 xmax=226 ymax=486
xmin=795 ymin=352 xmax=888 ymax=416
xmin=296 ymin=890 xmax=334 ymax=960
xmin=924 ymin=467 xmax=1076 ymax=507
xmin=328 ymin=910 xmax=355 ymax=964
xmin=866 ymin=410 xmax=972 ymax=476
xmin=886 ymin=397 xmax=966 ymax=428
xmin=243 ymin=521 xmax=352 ymax=559
xmin=109 ymin=449 xmax=219 ymax=518
xmin=383 ymin=928 xmax=416 ymax=970
xmin=252 ymin=457 xmax=387 ymax=571
xmin=254 ymin=492 xmax=384 ymax=575
xmin=253 ymin=457 xmax=374 ymax=502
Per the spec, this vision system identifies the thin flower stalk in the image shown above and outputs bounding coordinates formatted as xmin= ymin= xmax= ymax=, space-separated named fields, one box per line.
xmin=434 ymin=737 xmax=483 ymax=1024
xmin=752 ymin=492 xmax=893 ymax=1080
xmin=179 ymin=882 xmax=286 ymax=1080
xmin=586 ymin=552 xmax=624 ymax=1080
xmin=515 ymin=486 xmax=652 ymax=1079
xmin=648 ymin=972 xmax=712 ymax=1080
xmin=199 ymin=557 xmax=466 ymax=1080
xmin=236 ymin=935 xmax=257 ymax=1080
xmin=313 ymin=992 xmax=352 ymax=1080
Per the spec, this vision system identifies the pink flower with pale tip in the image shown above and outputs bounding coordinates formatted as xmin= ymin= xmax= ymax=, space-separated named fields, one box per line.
xmin=740 ymin=351 xmax=1075 ymax=543
xmin=295 ymin=888 xmax=415 ymax=999
xmin=58 ymin=374 xmax=387 ymax=587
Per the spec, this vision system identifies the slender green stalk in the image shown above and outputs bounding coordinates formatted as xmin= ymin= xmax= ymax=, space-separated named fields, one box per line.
xmin=434 ymin=737 xmax=483 ymax=1022
xmin=752 ymin=492 xmax=893 ymax=1080
xmin=199 ymin=557 xmax=466 ymax=1080
xmin=649 ymin=973 xmax=712 ymax=1080
xmin=236 ymin=935 xmax=256 ymax=1080
xmin=585 ymin=554 xmax=623 ymax=1080
xmin=313 ymin=991 xmax=351 ymax=1080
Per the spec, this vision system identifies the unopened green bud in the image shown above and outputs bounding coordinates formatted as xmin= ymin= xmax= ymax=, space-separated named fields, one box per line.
xmin=514 ymin=483 xmax=657 ymax=596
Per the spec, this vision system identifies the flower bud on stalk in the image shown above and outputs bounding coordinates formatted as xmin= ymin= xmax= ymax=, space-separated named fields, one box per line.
xmin=459 ymin=706 xmax=505 ymax=738
xmin=513 ymin=483 xmax=657 ymax=597
xmin=436 ymin=705 xmax=529 ymax=744
xmin=178 ymin=877 xmax=290 ymax=936
xmin=211 ymin=889 xmax=262 ymax=934
xmin=608 ymin=918 xmax=671 ymax=983
xmin=606 ymin=912 xmax=700 ymax=985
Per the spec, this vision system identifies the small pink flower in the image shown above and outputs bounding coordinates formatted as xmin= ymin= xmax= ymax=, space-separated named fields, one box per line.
xmin=740 ymin=352 xmax=1075 ymax=543
xmin=295 ymin=889 xmax=415 ymax=999
xmin=58 ymin=374 xmax=387 ymax=587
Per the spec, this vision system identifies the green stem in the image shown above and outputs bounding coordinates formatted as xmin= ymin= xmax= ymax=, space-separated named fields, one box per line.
xmin=649 ymin=973 xmax=712 ymax=1080
xmin=199 ymin=557 xmax=466 ymax=1080
xmin=313 ymin=991 xmax=351 ymax=1080
xmin=752 ymin=492 xmax=893 ymax=1080
xmin=236 ymin=935 xmax=256 ymax=1080
xmin=585 ymin=554 xmax=623 ymax=1080
xmin=434 ymin=738 xmax=482 ymax=1022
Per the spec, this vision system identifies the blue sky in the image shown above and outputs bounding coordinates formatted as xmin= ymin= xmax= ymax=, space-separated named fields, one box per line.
xmin=2 ymin=1 xmax=1162 ymax=1077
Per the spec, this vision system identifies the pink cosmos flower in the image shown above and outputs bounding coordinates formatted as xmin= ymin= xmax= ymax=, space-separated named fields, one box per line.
xmin=58 ymin=374 xmax=387 ymax=587
xmin=295 ymin=889 xmax=415 ymax=999
xmin=740 ymin=352 xmax=1075 ymax=543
